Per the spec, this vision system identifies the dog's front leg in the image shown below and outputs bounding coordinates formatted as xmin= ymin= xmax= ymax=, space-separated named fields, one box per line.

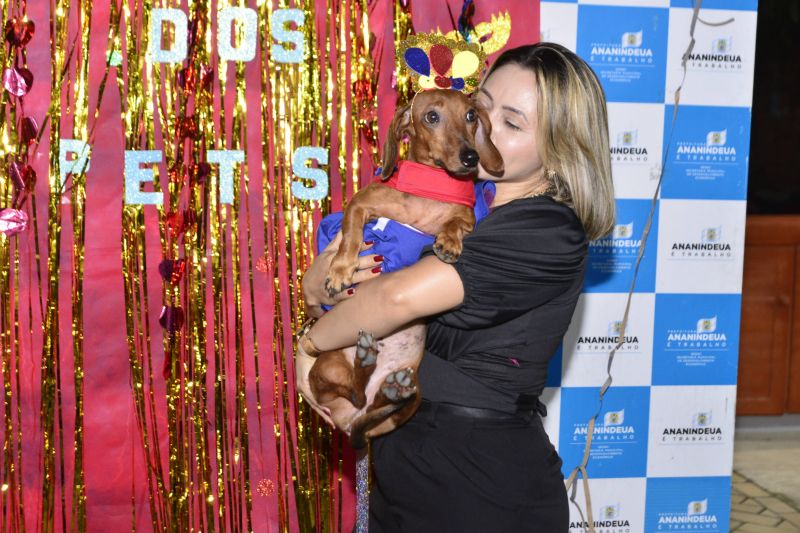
xmin=433 ymin=206 xmax=476 ymax=263
xmin=325 ymin=184 xmax=387 ymax=296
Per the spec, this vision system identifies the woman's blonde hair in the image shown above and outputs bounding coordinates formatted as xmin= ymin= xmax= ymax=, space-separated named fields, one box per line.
xmin=484 ymin=42 xmax=615 ymax=240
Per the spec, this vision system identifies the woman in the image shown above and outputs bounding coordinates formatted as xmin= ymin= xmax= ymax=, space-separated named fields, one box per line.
xmin=296 ymin=42 xmax=614 ymax=532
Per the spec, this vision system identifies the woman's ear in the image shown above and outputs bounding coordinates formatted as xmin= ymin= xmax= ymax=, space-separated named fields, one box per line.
xmin=474 ymin=107 xmax=504 ymax=177
xmin=381 ymin=103 xmax=413 ymax=180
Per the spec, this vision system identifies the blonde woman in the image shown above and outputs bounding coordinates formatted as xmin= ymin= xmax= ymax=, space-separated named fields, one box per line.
xmin=297 ymin=42 xmax=614 ymax=532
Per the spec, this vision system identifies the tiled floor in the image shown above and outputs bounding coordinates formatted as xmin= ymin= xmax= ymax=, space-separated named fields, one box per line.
xmin=731 ymin=472 xmax=800 ymax=531
xmin=731 ymin=416 xmax=800 ymax=532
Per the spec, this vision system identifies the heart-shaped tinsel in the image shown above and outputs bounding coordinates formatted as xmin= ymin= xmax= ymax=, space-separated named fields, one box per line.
xmin=9 ymin=160 xmax=36 ymax=193
xmin=198 ymin=65 xmax=213 ymax=92
xmin=159 ymin=258 xmax=187 ymax=285
xmin=190 ymin=162 xmax=211 ymax=186
xmin=177 ymin=65 xmax=196 ymax=94
xmin=159 ymin=305 xmax=185 ymax=333
xmin=167 ymin=164 xmax=185 ymax=185
xmin=20 ymin=116 xmax=38 ymax=145
xmin=0 ymin=208 xmax=28 ymax=236
xmin=3 ymin=67 xmax=33 ymax=97
xmin=165 ymin=209 xmax=197 ymax=238
xmin=4 ymin=19 xmax=35 ymax=48
xmin=176 ymin=115 xmax=198 ymax=141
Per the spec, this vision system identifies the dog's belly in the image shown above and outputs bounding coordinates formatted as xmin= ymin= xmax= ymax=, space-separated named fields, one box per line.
xmin=331 ymin=322 xmax=426 ymax=433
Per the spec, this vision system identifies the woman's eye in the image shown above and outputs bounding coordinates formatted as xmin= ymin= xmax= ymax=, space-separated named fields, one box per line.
xmin=465 ymin=109 xmax=477 ymax=123
xmin=425 ymin=111 xmax=440 ymax=124
xmin=505 ymin=120 xmax=521 ymax=131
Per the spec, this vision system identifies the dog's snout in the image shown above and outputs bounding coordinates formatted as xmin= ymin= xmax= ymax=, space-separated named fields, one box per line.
xmin=460 ymin=149 xmax=479 ymax=168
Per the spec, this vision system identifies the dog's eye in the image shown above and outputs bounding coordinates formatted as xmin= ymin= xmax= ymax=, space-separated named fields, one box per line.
xmin=424 ymin=111 xmax=440 ymax=124
xmin=466 ymin=109 xmax=477 ymax=123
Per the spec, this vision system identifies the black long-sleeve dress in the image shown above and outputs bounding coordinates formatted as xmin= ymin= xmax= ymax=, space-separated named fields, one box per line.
xmin=369 ymin=193 xmax=588 ymax=533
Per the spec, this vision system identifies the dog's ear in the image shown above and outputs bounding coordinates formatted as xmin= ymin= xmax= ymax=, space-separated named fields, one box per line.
xmin=474 ymin=107 xmax=504 ymax=177
xmin=380 ymin=103 xmax=413 ymax=180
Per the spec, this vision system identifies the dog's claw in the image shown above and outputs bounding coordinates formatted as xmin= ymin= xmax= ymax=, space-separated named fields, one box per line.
xmin=356 ymin=329 xmax=378 ymax=368
xmin=380 ymin=368 xmax=417 ymax=402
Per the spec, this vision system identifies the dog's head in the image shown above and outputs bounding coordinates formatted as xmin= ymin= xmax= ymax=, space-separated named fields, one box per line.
xmin=380 ymin=89 xmax=504 ymax=180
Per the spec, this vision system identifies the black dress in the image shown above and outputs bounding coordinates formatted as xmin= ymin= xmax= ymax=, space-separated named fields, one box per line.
xmin=369 ymin=194 xmax=588 ymax=533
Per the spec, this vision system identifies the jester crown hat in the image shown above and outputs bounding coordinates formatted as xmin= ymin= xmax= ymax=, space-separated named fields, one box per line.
xmin=398 ymin=33 xmax=486 ymax=92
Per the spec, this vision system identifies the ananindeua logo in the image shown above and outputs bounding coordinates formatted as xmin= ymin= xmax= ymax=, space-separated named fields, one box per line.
xmin=611 ymin=129 xmax=649 ymax=164
xmin=570 ymin=503 xmax=631 ymax=532
xmin=574 ymin=409 xmax=636 ymax=443
xmin=665 ymin=315 xmax=728 ymax=354
xmin=660 ymin=410 xmax=724 ymax=444
xmin=669 ymin=226 xmax=734 ymax=260
xmin=590 ymin=30 xmax=654 ymax=64
xmin=576 ymin=320 xmax=640 ymax=354
xmin=590 ymin=222 xmax=640 ymax=257
xmin=657 ymin=498 xmax=720 ymax=528
xmin=687 ymin=36 xmax=744 ymax=71
xmin=676 ymin=128 xmax=737 ymax=163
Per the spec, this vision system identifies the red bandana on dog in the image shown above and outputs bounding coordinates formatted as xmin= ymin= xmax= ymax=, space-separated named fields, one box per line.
xmin=382 ymin=160 xmax=476 ymax=208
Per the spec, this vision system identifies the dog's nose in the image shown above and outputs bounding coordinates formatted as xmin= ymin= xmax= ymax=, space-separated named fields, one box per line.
xmin=460 ymin=149 xmax=479 ymax=168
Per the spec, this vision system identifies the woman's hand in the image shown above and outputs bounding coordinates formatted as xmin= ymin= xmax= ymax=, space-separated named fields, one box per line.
xmin=301 ymin=231 xmax=383 ymax=318
xmin=294 ymin=343 xmax=335 ymax=428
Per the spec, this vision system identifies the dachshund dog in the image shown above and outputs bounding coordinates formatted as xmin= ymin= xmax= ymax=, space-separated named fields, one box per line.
xmin=305 ymin=89 xmax=503 ymax=448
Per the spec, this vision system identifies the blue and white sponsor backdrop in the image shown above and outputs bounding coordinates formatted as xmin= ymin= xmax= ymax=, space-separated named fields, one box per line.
xmin=540 ymin=1 xmax=756 ymax=531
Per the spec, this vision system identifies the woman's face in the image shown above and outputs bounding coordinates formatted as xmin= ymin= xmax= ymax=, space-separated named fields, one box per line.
xmin=475 ymin=64 xmax=544 ymax=184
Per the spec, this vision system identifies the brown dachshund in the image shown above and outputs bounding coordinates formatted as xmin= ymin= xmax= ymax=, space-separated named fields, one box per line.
xmin=306 ymin=89 xmax=503 ymax=448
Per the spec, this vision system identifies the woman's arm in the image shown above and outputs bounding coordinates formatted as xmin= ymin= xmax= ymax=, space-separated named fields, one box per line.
xmin=304 ymin=254 xmax=465 ymax=351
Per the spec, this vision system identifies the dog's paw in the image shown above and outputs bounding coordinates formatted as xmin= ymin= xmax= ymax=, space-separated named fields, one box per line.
xmin=356 ymin=330 xmax=378 ymax=368
xmin=324 ymin=268 xmax=354 ymax=297
xmin=380 ymin=368 xmax=417 ymax=403
xmin=433 ymin=233 xmax=463 ymax=264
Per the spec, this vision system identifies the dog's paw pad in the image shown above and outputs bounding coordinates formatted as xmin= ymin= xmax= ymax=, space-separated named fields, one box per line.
xmin=433 ymin=243 xmax=460 ymax=264
xmin=356 ymin=330 xmax=378 ymax=368
xmin=381 ymin=368 xmax=417 ymax=402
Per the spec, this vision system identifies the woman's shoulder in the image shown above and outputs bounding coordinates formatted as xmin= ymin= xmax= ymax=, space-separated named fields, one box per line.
xmin=476 ymin=196 xmax=587 ymax=243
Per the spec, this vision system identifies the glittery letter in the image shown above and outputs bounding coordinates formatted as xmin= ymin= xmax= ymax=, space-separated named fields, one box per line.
xmin=125 ymin=150 xmax=163 ymax=205
xmin=271 ymin=9 xmax=304 ymax=64
xmin=208 ymin=150 xmax=245 ymax=204
xmin=218 ymin=7 xmax=257 ymax=63
xmin=149 ymin=9 xmax=188 ymax=64
xmin=291 ymin=147 xmax=328 ymax=201
xmin=59 ymin=139 xmax=91 ymax=188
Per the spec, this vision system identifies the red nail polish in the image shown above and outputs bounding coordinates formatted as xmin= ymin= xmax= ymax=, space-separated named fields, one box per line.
xmin=373 ymin=255 xmax=384 ymax=262
xmin=371 ymin=266 xmax=382 ymax=274
xmin=347 ymin=288 xmax=355 ymax=295
xmin=364 ymin=240 xmax=374 ymax=246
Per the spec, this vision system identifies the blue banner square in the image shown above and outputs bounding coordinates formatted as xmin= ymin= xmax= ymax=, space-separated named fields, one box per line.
xmin=670 ymin=0 xmax=757 ymax=10
xmin=560 ymin=386 xmax=650 ymax=478
xmin=546 ymin=344 xmax=563 ymax=388
xmin=645 ymin=477 xmax=731 ymax=532
xmin=577 ymin=5 xmax=669 ymax=102
xmin=653 ymin=294 xmax=741 ymax=385
xmin=584 ymin=199 xmax=658 ymax=293
xmin=661 ymin=105 xmax=751 ymax=200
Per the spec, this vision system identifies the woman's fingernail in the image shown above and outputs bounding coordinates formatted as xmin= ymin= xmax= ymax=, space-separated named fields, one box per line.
xmin=371 ymin=266 xmax=382 ymax=274
xmin=347 ymin=288 xmax=355 ymax=295
xmin=373 ymin=255 xmax=384 ymax=262
xmin=364 ymin=240 xmax=374 ymax=246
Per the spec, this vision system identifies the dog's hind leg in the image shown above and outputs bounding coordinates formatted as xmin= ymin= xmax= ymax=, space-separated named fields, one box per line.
xmin=348 ymin=367 xmax=419 ymax=449
xmin=309 ymin=350 xmax=367 ymax=409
